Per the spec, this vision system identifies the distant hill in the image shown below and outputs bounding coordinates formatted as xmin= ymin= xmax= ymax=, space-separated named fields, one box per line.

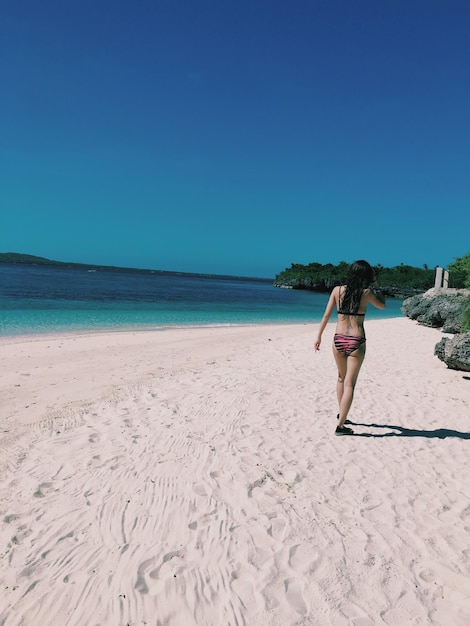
xmin=0 ymin=252 xmax=272 ymax=282
xmin=0 ymin=252 xmax=68 ymax=265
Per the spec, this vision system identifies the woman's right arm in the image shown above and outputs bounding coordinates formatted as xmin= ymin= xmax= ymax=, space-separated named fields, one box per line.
xmin=314 ymin=286 xmax=338 ymax=350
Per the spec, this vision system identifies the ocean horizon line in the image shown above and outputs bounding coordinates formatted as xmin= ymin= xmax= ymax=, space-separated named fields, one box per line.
xmin=0 ymin=252 xmax=275 ymax=282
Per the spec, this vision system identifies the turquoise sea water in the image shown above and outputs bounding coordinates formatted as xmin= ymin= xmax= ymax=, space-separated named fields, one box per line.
xmin=0 ymin=263 xmax=404 ymax=336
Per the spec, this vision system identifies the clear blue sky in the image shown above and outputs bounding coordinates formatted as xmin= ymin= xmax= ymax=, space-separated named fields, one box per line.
xmin=1 ymin=0 xmax=469 ymax=278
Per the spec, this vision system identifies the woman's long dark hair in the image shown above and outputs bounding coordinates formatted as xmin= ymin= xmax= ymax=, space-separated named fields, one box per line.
xmin=340 ymin=260 xmax=375 ymax=314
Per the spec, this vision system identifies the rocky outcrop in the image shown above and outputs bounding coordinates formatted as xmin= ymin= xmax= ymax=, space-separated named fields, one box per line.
xmin=273 ymin=277 xmax=418 ymax=298
xmin=273 ymin=277 xmax=336 ymax=291
xmin=401 ymin=290 xmax=469 ymax=333
xmin=435 ymin=334 xmax=470 ymax=372
xmin=402 ymin=289 xmax=470 ymax=371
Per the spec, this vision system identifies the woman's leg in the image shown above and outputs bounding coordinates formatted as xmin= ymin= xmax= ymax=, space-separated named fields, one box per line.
xmin=333 ymin=346 xmax=347 ymax=409
xmin=334 ymin=346 xmax=366 ymax=428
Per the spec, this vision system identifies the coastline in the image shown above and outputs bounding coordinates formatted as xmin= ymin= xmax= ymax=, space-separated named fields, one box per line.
xmin=1 ymin=318 xmax=469 ymax=625
xmin=0 ymin=302 xmax=404 ymax=339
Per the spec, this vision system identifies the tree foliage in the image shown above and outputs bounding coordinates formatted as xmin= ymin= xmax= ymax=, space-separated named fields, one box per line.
xmin=274 ymin=259 xmax=470 ymax=297
xmin=449 ymin=252 xmax=470 ymax=330
xmin=448 ymin=253 xmax=470 ymax=289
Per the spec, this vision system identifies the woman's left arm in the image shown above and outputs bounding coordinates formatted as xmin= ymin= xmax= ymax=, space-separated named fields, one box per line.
xmin=367 ymin=282 xmax=386 ymax=309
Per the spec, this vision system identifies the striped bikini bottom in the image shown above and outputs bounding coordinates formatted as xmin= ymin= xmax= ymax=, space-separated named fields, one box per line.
xmin=334 ymin=333 xmax=366 ymax=356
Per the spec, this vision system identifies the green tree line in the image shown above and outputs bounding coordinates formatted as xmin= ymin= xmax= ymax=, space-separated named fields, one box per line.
xmin=274 ymin=259 xmax=468 ymax=296
xmin=448 ymin=252 xmax=470 ymax=330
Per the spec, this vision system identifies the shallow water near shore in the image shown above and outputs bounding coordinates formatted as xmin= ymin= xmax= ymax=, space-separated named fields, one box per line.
xmin=0 ymin=263 xmax=403 ymax=336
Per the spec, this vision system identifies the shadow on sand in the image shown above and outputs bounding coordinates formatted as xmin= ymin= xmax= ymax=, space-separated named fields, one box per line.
xmin=347 ymin=422 xmax=470 ymax=440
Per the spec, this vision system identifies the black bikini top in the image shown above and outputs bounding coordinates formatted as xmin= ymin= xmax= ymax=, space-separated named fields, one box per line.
xmin=337 ymin=286 xmax=367 ymax=317
xmin=338 ymin=310 xmax=366 ymax=317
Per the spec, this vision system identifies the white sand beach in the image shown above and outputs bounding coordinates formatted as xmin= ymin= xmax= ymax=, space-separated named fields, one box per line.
xmin=1 ymin=318 xmax=469 ymax=626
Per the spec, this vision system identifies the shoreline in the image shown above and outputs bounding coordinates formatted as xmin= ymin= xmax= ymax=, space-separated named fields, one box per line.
xmin=1 ymin=318 xmax=469 ymax=625
xmin=0 ymin=308 xmax=405 ymax=340
xmin=0 ymin=309 xmax=406 ymax=342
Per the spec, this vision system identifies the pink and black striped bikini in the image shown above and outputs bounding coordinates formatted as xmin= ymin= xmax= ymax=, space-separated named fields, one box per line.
xmin=334 ymin=310 xmax=366 ymax=355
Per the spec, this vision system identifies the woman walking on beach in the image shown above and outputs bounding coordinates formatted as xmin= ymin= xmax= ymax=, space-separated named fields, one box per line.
xmin=314 ymin=260 xmax=385 ymax=435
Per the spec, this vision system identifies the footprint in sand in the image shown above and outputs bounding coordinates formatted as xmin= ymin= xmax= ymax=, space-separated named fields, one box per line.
xmin=135 ymin=551 xmax=186 ymax=595
xmin=284 ymin=577 xmax=308 ymax=615
xmin=267 ymin=515 xmax=287 ymax=541
xmin=417 ymin=561 xmax=470 ymax=591
xmin=135 ymin=558 xmax=155 ymax=594
xmin=419 ymin=568 xmax=435 ymax=582
xmin=10 ymin=524 xmax=32 ymax=546
xmin=288 ymin=544 xmax=319 ymax=573
xmin=33 ymin=482 xmax=55 ymax=498
xmin=193 ymin=483 xmax=208 ymax=496
xmin=150 ymin=550 xmax=186 ymax=579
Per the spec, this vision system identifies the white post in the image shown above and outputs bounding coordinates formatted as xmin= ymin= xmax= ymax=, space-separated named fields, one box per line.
xmin=443 ymin=270 xmax=449 ymax=289
xmin=434 ymin=266 xmax=443 ymax=290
